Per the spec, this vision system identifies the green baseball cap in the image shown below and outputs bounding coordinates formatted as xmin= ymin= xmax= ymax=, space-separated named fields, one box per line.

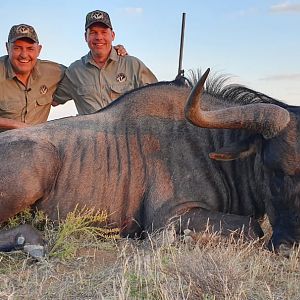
xmin=85 ymin=10 xmax=113 ymax=30
xmin=8 ymin=24 xmax=39 ymax=43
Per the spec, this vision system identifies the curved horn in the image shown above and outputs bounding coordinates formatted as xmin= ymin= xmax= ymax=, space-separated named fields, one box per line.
xmin=184 ymin=69 xmax=290 ymax=139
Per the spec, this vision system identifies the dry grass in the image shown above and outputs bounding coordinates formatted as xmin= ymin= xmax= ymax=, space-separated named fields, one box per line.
xmin=0 ymin=215 xmax=300 ymax=299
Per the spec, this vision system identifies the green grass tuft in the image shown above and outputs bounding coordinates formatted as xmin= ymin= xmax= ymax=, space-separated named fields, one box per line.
xmin=49 ymin=206 xmax=120 ymax=259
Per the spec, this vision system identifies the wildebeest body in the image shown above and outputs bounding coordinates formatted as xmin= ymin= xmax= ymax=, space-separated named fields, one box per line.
xmin=0 ymin=83 xmax=265 ymax=236
xmin=1 ymin=73 xmax=299 ymax=254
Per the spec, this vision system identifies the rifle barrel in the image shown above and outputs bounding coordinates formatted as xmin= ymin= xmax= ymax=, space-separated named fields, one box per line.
xmin=178 ymin=12 xmax=186 ymax=76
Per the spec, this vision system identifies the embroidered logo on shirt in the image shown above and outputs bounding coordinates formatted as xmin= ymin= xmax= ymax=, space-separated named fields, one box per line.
xmin=40 ymin=85 xmax=48 ymax=95
xmin=116 ymin=73 xmax=127 ymax=83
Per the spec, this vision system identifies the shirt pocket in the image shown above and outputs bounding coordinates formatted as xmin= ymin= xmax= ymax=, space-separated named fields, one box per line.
xmin=77 ymin=85 xmax=98 ymax=103
xmin=109 ymin=83 xmax=134 ymax=101
xmin=0 ymin=98 xmax=21 ymax=113
xmin=36 ymin=96 xmax=52 ymax=106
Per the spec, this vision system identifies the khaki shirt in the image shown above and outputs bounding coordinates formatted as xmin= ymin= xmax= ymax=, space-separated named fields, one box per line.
xmin=54 ymin=48 xmax=157 ymax=114
xmin=0 ymin=56 xmax=65 ymax=125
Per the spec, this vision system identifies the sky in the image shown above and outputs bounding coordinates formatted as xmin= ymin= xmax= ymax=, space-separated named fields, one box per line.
xmin=0 ymin=1 xmax=299 ymax=120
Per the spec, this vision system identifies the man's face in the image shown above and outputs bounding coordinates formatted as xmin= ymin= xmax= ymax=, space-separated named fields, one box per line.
xmin=85 ymin=23 xmax=115 ymax=59
xmin=6 ymin=38 xmax=41 ymax=77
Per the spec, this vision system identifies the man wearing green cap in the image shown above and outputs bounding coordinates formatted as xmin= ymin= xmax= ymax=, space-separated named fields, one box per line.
xmin=53 ymin=10 xmax=157 ymax=114
xmin=0 ymin=24 xmax=65 ymax=131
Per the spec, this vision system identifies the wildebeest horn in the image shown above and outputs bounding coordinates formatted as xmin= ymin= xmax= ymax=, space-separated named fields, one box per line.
xmin=184 ymin=68 xmax=291 ymax=139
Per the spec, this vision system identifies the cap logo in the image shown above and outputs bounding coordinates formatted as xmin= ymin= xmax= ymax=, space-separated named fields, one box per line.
xmin=116 ymin=73 xmax=127 ymax=83
xmin=16 ymin=25 xmax=30 ymax=34
xmin=91 ymin=11 xmax=104 ymax=20
xmin=40 ymin=85 xmax=48 ymax=95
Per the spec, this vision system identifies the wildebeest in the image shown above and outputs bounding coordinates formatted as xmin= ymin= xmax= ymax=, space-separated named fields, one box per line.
xmin=0 ymin=69 xmax=299 ymax=257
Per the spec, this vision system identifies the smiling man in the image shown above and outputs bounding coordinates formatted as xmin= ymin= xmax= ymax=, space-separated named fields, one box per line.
xmin=0 ymin=23 xmax=129 ymax=131
xmin=0 ymin=24 xmax=65 ymax=131
xmin=53 ymin=10 xmax=157 ymax=114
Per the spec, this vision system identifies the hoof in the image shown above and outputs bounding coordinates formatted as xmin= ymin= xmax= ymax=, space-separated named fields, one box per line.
xmin=23 ymin=244 xmax=46 ymax=260
xmin=0 ymin=224 xmax=45 ymax=259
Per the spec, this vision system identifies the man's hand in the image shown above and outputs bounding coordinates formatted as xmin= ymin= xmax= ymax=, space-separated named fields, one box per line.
xmin=114 ymin=44 xmax=128 ymax=56
xmin=0 ymin=117 xmax=29 ymax=130
xmin=52 ymin=100 xmax=60 ymax=107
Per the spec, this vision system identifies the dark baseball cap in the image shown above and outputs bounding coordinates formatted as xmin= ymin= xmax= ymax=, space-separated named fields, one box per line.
xmin=85 ymin=10 xmax=113 ymax=30
xmin=8 ymin=24 xmax=39 ymax=43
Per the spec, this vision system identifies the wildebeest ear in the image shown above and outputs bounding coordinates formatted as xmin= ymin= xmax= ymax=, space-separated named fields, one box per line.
xmin=209 ymin=137 xmax=257 ymax=161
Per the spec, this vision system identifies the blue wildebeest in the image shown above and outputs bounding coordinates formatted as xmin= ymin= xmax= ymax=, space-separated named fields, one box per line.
xmin=0 ymin=69 xmax=299 ymax=257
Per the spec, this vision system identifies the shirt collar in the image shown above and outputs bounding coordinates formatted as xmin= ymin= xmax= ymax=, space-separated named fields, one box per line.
xmin=109 ymin=48 xmax=119 ymax=62
xmin=84 ymin=47 xmax=119 ymax=67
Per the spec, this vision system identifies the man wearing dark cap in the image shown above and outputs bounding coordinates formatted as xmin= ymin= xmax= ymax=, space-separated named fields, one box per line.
xmin=53 ymin=10 xmax=157 ymax=114
xmin=0 ymin=24 xmax=66 ymax=131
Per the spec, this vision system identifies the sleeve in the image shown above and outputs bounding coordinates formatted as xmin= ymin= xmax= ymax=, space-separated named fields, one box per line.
xmin=53 ymin=72 xmax=73 ymax=104
xmin=128 ymin=56 xmax=157 ymax=87
xmin=138 ymin=61 xmax=158 ymax=86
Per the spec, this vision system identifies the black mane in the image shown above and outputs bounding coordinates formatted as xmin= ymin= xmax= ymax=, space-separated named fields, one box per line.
xmin=210 ymin=84 xmax=289 ymax=109
xmin=186 ymin=68 xmax=290 ymax=109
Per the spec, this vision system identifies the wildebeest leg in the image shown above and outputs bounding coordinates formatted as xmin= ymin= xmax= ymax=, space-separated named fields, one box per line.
xmin=0 ymin=224 xmax=45 ymax=259
xmin=169 ymin=208 xmax=264 ymax=239
xmin=0 ymin=140 xmax=60 ymax=222
xmin=0 ymin=140 xmax=59 ymax=258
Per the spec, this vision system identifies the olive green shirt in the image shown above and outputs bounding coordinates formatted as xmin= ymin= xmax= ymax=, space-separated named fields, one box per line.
xmin=0 ymin=56 xmax=65 ymax=125
xmin=54 ymin=48 xmax=157 ymax=114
